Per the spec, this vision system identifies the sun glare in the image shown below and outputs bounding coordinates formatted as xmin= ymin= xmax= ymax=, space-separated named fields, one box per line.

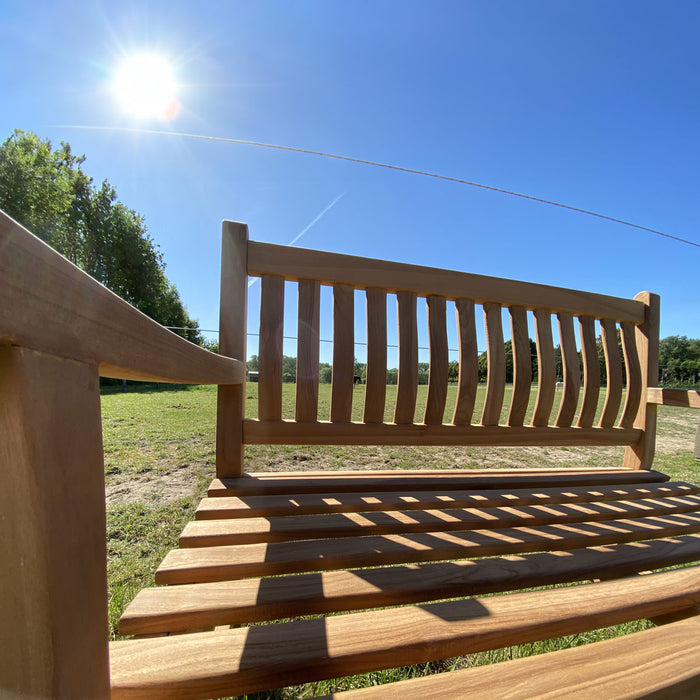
xmin=113 ymin=54 xmax=180 ymax=120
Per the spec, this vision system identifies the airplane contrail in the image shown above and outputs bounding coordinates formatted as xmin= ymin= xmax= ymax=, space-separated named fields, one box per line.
xmin=287 ymin=192 xmax=345 ymax=247
xmin=51 ymin=124 xmax=700 ymax=249
xmin=248 ymin=192 xmax=345 ymax=288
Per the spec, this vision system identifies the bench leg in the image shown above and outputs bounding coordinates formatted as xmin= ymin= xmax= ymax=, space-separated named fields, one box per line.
xmin=0 ymin=346 xmax=110 ymax=698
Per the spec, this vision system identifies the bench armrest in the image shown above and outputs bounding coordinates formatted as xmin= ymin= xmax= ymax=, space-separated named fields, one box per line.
xmin=648 ymin=388 xmax=700 ymax=409
xmin=0 ymin=210 xmax=243 ymax=384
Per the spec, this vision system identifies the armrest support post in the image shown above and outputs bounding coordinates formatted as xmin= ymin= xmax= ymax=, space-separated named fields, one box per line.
xmin=623 ymin=292 xmax=660 ymax=469
xmin=0 ymin=346 xmax=109 ymax=697
xmin=216 ymin=220 xmax=249 ymax=477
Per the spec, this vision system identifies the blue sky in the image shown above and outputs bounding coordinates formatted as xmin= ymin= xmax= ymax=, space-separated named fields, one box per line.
xmin=1 ymin=1 xmax=699 ymax=363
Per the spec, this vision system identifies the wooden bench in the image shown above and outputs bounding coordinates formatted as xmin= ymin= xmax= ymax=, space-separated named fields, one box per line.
xmin=2 ymin=211 xmax=699 ymax=698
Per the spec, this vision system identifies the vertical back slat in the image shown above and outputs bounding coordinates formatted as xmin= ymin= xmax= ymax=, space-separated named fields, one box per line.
xmin=481 ymin=303 xmax=505 ymax=426
xmin=364 ymin=288 xmax=387 ymax=423
xmin=507 ymin=306 xmax=531 ymax=427
xmin=394 ymin=291 xmax=418 ymax=424
xmin=258 ymin=275 xmax=284 ymax=421
xmin=599 ymin=318 xmax=622 ymax=428
xmin=577 ymin=316 xmax=600 ymax=428
xmin=532 ymin=309 xmax=555 ymax=427
xmin=619 ymin=321 xmax=642 ymax=428
xmin=424 ymin=296 xmax=448 ymax=424
xmin=554 ymin=312 xmax=580 ymax=427
xmin=295 ymin=279 xmax=320 ymax=422
xmin=452 ymin=298 xmax=478 ymax=425
xmin=330 ymin=284 xmax=355 ymax=422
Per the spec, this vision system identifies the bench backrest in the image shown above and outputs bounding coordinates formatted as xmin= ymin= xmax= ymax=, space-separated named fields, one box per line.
xmin=215 ymin=221 xmax=659 ymax=476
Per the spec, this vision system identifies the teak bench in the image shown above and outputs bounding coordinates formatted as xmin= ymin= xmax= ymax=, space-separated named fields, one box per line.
xmin=1 ymin=211 xmax=699 ymax=698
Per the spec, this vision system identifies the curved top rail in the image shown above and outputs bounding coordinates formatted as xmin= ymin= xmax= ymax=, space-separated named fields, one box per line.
xmin=247 ymin=241 xmax=645 ymax=323
xmin=0 ymin=210 xmax=243 ymax=384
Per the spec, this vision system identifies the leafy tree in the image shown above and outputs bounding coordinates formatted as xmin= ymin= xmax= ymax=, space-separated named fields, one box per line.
xmin=0 ymin=129 xmax=201 ymax=343
xmin=319 ymin=364 xmax=333 ymax=383
xmin=282 ymin=355 xmax=297 ymax=383
xmin=659 ymin=336 xmax=700 ymax=386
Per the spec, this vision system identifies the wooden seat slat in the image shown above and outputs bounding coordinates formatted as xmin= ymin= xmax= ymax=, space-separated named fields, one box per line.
xmin=180 ymin=493 xmax=700 ymax=547
xmin=195 ymin=480 xmax=699 ymax=519
xmin=121 ymin=535 xmax=700 ymax=636
xmin=321 ymin=615 xmax=700 ymax=700
xmin=109 ymin=567 xmax=700 ymax=699
xmin=155 ymin=512 xmax=700 ymax=585
xmin=207 ymin=469 xmax=670 ymax=497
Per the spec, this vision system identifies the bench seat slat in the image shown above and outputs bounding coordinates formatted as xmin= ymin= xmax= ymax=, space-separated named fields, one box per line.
xmin=156 ymin=512 xmax=700 ymax=584
xmin=110 ymin=567 xmax=700 ymax=699
xmin=196 ymin=481 xmax=699 ymax=519
xmin=208 ymin=469 xmax=669 ymax=497
xmin=180 ymin=494 xmax=700 ymax=546
xmin=121 ymin=534 xmax=700 ymax=635
xmin=321 ymin=615 xmax=700 ymax=700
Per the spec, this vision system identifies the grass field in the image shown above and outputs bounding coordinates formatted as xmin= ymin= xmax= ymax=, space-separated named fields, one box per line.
xmin=102 ymin=382 xmax=700 ymax=698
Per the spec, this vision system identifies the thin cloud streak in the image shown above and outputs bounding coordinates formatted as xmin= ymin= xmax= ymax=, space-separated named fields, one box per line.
xmin=248 ymin=192 xmax=345 ymax=288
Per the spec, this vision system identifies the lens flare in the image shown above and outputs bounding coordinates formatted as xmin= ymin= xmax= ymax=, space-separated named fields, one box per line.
xmin=113 ymin=54 xmax=180 ymax=120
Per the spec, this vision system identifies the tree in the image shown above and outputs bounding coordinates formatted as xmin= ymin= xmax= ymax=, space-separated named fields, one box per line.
xmin=0 ymin=129 xmax=201 ymax=343
xmin=282 ymin=355 xmax=296 ymax=383
xmin=659 ymin=336 xmax=700 ymax=386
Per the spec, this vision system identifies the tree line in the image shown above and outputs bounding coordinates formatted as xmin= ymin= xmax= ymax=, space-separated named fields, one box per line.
xmin=246 ymin=333 xmax=700 ymax=388
xmin=0 ymin=130 xmax=201 ymax=343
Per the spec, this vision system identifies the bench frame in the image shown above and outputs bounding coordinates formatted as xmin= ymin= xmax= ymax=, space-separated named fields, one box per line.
xmin=1 ymin=210 xmax=699 ymax=698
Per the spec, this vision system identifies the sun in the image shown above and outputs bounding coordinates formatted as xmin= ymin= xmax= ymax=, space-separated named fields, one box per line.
xmin=113 ymin=54 xmax=180 ymax=120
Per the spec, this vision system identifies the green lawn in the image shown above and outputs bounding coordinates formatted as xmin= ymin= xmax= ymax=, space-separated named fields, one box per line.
xmin=102 ymin=382 xmax=700 ymax=698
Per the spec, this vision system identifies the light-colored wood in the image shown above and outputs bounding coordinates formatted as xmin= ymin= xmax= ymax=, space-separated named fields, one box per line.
xmin=394 ymin=291 xmax=418 ymax=424
xmin=508 ymin=306 xmax=531 ymax=427
xmin=481 ymin=303 xmax=505 ymax=426
xmin=179 ymin=493 xmax=700 ymax=546
xmin=258 ymin=275 xmax=285 ymax=420
xmin=244 ymin=419 xmax=640 ymax=446
xmin=599 ymin=318 xmax=623 ymax=428
xmin=577 ymin=316 xmax=600 ymax=428
xmin=208 ymin=468 xmax=666 ymax=497
xmin=0 ymin=209 xmax=243 ymax=384
xmin=120 ymin=534 xmax=700 ymax=635
xmin=424 ymin=295 xmax=448 ymax=424
xmin=648 ymin=387 xmax=700 ymax=409
xmin=110 ymin=568 xmax=700 ymax=699
xmin=363 ymin=288 xmax=387 ymax=423
xmin=532 ymin=308 xmax=556 ymax=426
xmin=325 ymin=616 xmax=700 ymax=700
xmin=296 ymin=279 xmax=321 ymax=421
xmin=216 ymin=221 xmax=249 ymax=478
xmin=195 ymin=481 xmax=700 ymax=519
xmin=155 ymin=513 xmax=700 ymax=584
xmin=452 ymin=298 xmax=478 ymax=425
xmin=619 ymin=320 xmax=643 ymax=429
xmin=246 ymin=240 xmax=645 ymax=322
xmin=0 ymin=346 xmax=110 ymax=698
xmin=555 ymin=312 xmax=581 ymax=427
xmin=331 ymin=284 xmax=355 ymax=422
xmin=624 ymin=292 xmax=661 ymax=468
